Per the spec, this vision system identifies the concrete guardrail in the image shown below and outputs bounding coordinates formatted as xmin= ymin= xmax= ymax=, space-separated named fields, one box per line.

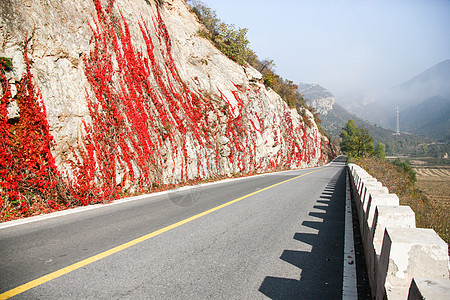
xmin=348 ymin=163 xmax=450 ymax=299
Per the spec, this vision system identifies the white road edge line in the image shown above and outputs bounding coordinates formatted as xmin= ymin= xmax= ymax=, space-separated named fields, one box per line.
xmin=0 ymin=165 xmax=327 ymax=230
xmin=342 ymin=167 xmax=358 ymax=299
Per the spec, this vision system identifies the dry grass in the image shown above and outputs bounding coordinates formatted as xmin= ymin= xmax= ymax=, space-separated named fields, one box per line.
xmin=356 ymin=157 xmax=449 ymax=249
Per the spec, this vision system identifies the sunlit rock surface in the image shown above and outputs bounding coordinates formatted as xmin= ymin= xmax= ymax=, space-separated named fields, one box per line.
xmin=0 ymin=0 xmax=328 ymax=189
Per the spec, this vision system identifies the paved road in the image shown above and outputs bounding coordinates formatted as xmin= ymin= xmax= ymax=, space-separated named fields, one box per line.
xmin=0 ymin=157 xmax=348 ymax=299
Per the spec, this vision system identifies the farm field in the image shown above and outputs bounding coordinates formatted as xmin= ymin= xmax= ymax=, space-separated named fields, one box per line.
xmin=411 ymin=159 xmax=450 ymax=208
xmin=410 ymin=158 xmax=449 ymax=246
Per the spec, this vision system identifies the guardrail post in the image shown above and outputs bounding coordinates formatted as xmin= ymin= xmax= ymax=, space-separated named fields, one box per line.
xmin=359 ymin=185 xmax=388 ymax=230
xmin=408 ymin=278 xmax=450 ymax=299
xmin=368 ymin=205 xmax=416 ymax=296
xmin=363 ymin=194 xmax=399 ymax=245
xmin=377 ymin=228 xmax=449 ymax=299
xmin=347 ymin=163 xmax=450 ymax=300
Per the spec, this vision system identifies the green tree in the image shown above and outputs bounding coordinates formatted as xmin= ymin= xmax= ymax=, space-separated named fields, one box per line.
xmin=374 ymin=142 xmax=386 ymax=159
xmin=215 ymin=23 xmax=251 ymax=65
xmin=188 ymin=0 xmax=220 ymax=36
xmin=188 ymin=0 xmax=251 ymax=65
xmin=340 ymin=119 xmax=359 ymax=156
xmin=257 ymin=59 xmax=276 ymax=73
xmin=340 ymin=119 xmax=374 ymax=159
xmin=358 ymin=127 xmax=374 ymax=156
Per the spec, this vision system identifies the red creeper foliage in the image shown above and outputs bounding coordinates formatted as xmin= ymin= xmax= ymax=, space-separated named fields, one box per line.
xmin=69 ymin=0 xmax=326 ymax=206
xmin=0 ymin=41 xmax=63 ymax=221
xmin=1 ymin=0 xmax=326 ymax=221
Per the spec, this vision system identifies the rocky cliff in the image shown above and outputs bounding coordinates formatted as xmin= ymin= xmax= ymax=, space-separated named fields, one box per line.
xmin=298 ymin=83 xmax=335 ymax=115
xmin=0 ymin=0 xmax=328 ymax=209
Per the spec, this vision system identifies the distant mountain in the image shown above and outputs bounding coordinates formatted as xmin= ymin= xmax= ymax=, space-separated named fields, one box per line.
xmin=299 ymin=83 xmax=431 ymax=155
xmin=339 ymin=59 xmax=450 ymax=139
xmin=298 ymin=83 xmax=335 ymax=115
xmin=400 ymin=96 xmax=450 ymax=141
xmin=397 ymin=59 xmax=450 ymax=102
xmin=298 ymin=83 xmax=379 ymax=138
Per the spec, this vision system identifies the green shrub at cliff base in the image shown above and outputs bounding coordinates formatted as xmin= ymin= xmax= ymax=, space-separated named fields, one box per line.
xmin=340 ymin=119 xmax=374 ymax=159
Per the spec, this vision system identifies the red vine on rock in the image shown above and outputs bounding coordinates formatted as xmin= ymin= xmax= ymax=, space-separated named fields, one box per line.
xmin=69 ymin=0 xmax=222 ymax=204
xmin=1 ymin=0 xmax=327 ymax=220
xmin=0 ymin=41 xmax=64 ymax=221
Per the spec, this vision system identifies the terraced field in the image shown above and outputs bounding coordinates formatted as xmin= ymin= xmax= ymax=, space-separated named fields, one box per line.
xmin=412 ymin=161 xmax=450 ymax=207
xmin=412 ymin=160 xmax=449 ymax=246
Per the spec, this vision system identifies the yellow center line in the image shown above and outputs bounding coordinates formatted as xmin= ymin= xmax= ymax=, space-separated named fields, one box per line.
xmin=0 ymin=168 xmax=324 ymax=299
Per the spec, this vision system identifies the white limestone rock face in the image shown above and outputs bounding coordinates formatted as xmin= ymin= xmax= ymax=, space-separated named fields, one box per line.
xmin=0 ymin=0 xmax=327 ymax=188
xmin=162 ymin=0 xmax=254 ymax=120
xmin=298 ymin=83 xmax=335 ymax=115
xmin=0 ymin=0 xmax=94 ymax=167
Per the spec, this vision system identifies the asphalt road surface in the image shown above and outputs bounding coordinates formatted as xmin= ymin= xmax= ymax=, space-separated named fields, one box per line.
xmin=0 ymin=156 xmax=348 ymax=299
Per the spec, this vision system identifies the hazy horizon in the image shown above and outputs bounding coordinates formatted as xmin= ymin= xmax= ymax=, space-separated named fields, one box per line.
xmin=197 ymin=0 xmax=450 ymax=100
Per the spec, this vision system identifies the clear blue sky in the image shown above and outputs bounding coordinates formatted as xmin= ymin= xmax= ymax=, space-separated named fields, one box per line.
xmin=198 ymin=0 xmax=450 ymax=98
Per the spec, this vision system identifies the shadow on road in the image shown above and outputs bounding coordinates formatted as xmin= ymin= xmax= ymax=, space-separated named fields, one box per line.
xmin=258 ymin=168 xmax=346 ymax=299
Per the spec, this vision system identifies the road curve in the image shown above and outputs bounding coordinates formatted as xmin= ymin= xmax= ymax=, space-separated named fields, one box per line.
xmin=0 ymin=157 xmax=348 ymax=299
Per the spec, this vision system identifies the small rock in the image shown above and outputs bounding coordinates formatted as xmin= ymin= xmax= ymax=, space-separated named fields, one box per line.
xmin=7 ymin=100 xmax=20 ymax=120
xmin=220 ymin=145 xmax=231 ymax=157
xmin=217 ymin=136 xmax=230 ymax=145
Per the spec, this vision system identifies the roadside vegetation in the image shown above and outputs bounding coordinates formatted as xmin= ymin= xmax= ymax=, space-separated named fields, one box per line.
xmin=391 ymin=158 xmax=416 ymax=182
xmin=340 ymin=119 xmax=449 ymax=246
xmin=339 ymin=119 xmax=385 ymax=160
